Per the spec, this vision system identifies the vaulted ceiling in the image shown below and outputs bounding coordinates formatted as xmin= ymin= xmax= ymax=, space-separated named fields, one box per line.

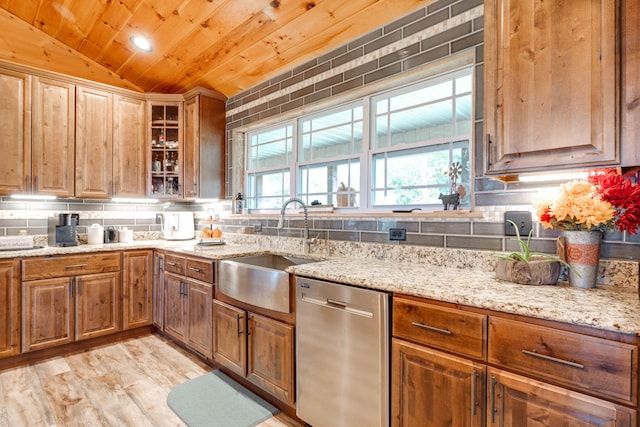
xmin=0 ymin=0 xmax=430 ymax=98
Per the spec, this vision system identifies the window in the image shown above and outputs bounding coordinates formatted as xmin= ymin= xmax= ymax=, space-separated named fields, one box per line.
xmin=246 ymin=125 xmax=293 ymax=209
xmin=371 ymin=70 xmax=472 ymax=207
xmin=244 ymin=67 xmax=472 ymax=211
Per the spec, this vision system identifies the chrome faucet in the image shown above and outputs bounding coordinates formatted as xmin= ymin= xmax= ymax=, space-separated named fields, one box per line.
xmin=278 ymin=198 xmax=314 ymax=253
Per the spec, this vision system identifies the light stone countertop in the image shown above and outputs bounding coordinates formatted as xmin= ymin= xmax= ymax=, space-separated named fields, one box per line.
xmin=3 ymin=238 xmax=640 ymax=336
xmin=287 ymin=258 xmax=640 ymax=337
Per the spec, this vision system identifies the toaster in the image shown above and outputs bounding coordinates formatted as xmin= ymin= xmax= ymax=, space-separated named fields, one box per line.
xmin=163 ymin=212 xmax=195 ymax=240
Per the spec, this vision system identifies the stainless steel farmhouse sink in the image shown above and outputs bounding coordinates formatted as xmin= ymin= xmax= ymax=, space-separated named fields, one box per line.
xmin=218 ymin=254 xmax=318 ymax=313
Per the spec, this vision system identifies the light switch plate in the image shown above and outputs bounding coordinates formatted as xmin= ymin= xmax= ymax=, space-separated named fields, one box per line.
xmin=504 ymin=211 xmax=532 ymax=236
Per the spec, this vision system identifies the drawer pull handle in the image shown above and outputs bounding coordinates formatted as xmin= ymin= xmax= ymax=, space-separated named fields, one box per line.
xmin=64 ymin=263 xmax=88 ymax=269
xmin=189 ymin=267 xmax=203 ymax=272
xmin=411 ymin=321 xmax=452 ymax=336
xmin=166 ymin=261 xmax=178 ymax=266
xmin=522 ymin=349 xmax=585 ymax=369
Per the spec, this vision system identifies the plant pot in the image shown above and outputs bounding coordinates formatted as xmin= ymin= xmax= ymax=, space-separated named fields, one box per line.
xmin=495 ymin=258 xmax=561 ymax=285
xmin=561 ymin=230 xmax=602 ymax=288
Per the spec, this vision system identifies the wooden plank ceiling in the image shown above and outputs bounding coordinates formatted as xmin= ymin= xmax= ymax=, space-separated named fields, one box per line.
xmin=0 ymin=0 xmax=430 ymax=98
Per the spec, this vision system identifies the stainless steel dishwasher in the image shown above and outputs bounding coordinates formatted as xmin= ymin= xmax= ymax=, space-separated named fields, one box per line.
xmin=295 ymin=276 xmax=390 ymax=427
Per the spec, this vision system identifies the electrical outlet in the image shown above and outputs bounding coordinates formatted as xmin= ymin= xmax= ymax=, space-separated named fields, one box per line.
xmin=253 ymin=223 xmax=262 ymax=232
xmin=389 ymin=228 xmax=406 ymax=241
xmin=156 ymin=213 xmax=163 ymax=224
xmin=504 ymin=211 xmax=532 ymax=236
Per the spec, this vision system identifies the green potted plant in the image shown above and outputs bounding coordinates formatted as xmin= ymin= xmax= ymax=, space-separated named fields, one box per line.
xmin=495 ymin=220 xmax=571 ymax=285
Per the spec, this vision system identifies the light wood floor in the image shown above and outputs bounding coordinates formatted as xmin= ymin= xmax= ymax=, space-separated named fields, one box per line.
xmin=0 ymin=334 xmax=303 ymax=427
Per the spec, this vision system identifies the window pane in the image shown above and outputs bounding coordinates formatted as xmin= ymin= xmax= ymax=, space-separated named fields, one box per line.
xmin=385 ymin=100 xmax=454 ymax=147
xmin=249 ymin=125 xmax=292 ymax=169
xmin=300 ymin=105 xmax=363 ymax=161
xmin=247 ymin=169 xmax=290 ymax=209
xmin=299 ymin=160 xmax=360 ymax=207
xmin=455 ymin=95 xmax=472 ymax=135
xmin=456 ymin=74 xmax=472 ymax=94
xmin=371 ymin=141 xmax=470 ymax=206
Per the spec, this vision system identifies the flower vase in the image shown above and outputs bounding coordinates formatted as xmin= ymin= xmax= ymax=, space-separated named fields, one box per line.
xmin=562 ymin=230 xmax=602 ymax=288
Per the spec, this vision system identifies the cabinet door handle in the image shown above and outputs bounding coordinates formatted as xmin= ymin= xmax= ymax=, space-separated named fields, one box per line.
xmin=471 ymin=370 xmax=478 ymax=416
xmin=237 ymin=314 xmax=244 ymax=335
xmin=486 ymin=133 xmax=492 ymax=170
xmin=192 ymin=182 xmax=197 ymax=195
xmin=521 ymin=349 xmax=585 ymax=369
xmin=26 ymin=176 xmax=30 ymax=193
xmin=490 ymin=376 xmax=497 ymax=424
xmin=77 ymin=279 xmax=83 ymax=296
xmin=34 ymin=175 xmax=38 ymax=193
xmin=64 ymin=263 xmax=88 ymax=269
xmin=411 ymin=321 xmax=452 ymax=336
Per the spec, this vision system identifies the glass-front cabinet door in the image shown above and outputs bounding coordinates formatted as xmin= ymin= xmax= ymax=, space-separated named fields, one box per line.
xmin=150 ymin=102 xmax=182 ymax=198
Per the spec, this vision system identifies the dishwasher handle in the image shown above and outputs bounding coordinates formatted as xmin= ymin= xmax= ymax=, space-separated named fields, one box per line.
xmin=326 ymin=298 xmax=347 ymax=309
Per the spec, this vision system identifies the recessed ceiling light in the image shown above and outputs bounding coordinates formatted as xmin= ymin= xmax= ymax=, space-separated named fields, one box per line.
xmin=130 ymin=35 xmax=153 ymax=52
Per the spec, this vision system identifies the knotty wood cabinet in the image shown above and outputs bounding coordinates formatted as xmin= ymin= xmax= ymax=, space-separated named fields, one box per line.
xmin=393 ymin=339 xmax=484 ymax=427
xmin=392 ymin=297 xmax=487 ymax=427
xmin=21 ymin=253 xmax=121 ymax=352
xmin=162 ymin=253 xmax=213 ymax=358
xmin=76 ymin=87 xmax=146 ymax=198
xmin=0 ymin=69 xmax=74 ymax=197
xmin=392 ymin=295 xmax=638 ymax=425
xmin=75 ymin=86 xmax=113 ymax=198
xmin=31 ymin=76 xmax=75 ymax=197
xmin=484 ymin=0 xmax=618 ymax=174
xmin=489 ymin=367 xmax=636 ymax=426
xmin=122 ymin=250 xmax=153 ymax=330
xmin=0 ymin=260 xmax=20 ymax=358
xmin=113 ymin=95 xmax=147 ymax=198
xmin=213 ymin=299 xmax=295 ymax=406
xmin=0 ymin=68 xmax=31 ymax=195
xmin=183 ymin=93 xmax=225 ymax=200
xmin=152 ymin=251 xmax=165 ymax=329
xmin=621 ymin=0 xmax=640 ymax=167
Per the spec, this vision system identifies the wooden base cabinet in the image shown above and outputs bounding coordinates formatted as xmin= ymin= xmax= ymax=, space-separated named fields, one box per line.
xmin=162 ymin=253 xmax=214 ymax=358
xmin=122 ymin=250 xmax=153 ymax=330
xmin=392 ymin=339 xmax=485 ymax=427
xmin=21 ymin=253 xmax=121 ymax=352
xmin=488 ymin=367 xmax=636 ymax=426
xmin=213 ymin=299 xmax=295 ymax=406
xmin=152 ymin=252 xmax=164 ymax=329
xmin=22 ymin=271 xmax=120 ymax=352
xmin=0 ymin=260 xmax=20 ymax=358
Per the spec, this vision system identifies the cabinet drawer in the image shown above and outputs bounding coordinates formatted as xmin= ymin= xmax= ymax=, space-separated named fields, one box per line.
xmin=393 ymin=297 xmax=486 ymax=360
xmin=164 ymin=254 xmax=186 ymax=275
xmin=186 ymin=258 xmax=214 ymax=284
xmin=22 ymin=253 xmax=121 ymax=281
xmin=488 ymin=317 xmax=637 ymax=405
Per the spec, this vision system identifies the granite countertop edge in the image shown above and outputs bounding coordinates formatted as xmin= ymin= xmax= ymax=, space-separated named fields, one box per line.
xmin=3 ymin=240 xmax=640 ymax=337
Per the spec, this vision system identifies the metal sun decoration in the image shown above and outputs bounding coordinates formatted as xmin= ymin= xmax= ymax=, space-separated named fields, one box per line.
xmin=439 ymin=161 xmax=465 ymax=210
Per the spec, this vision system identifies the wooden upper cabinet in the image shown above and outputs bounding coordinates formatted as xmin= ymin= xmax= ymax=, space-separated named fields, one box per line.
xmin=113 ymin=95 xmax=147 ymax=198
xmin=183 ymin=94 xmax=225 ymax=200
xmin=621 ymin=0 xmax=640 ymax=167
xmin=0 ymin=68 xmax=31 ymax=195
xmin=75 ymin=86 xmax=113 ymax=198
xmin=31 ymin=77 xmax=75 ymax=197
xmin=484 ymin=0 xmax=619 ymax=174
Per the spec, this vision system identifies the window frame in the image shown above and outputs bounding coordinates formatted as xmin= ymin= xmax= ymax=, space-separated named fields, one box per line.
xmin=242 ymin=66 xmax=474 ymax=212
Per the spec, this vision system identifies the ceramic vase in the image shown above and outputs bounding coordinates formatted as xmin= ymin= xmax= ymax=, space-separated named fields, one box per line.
xmin=562 ymin=230 xmax=602 ymax=288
